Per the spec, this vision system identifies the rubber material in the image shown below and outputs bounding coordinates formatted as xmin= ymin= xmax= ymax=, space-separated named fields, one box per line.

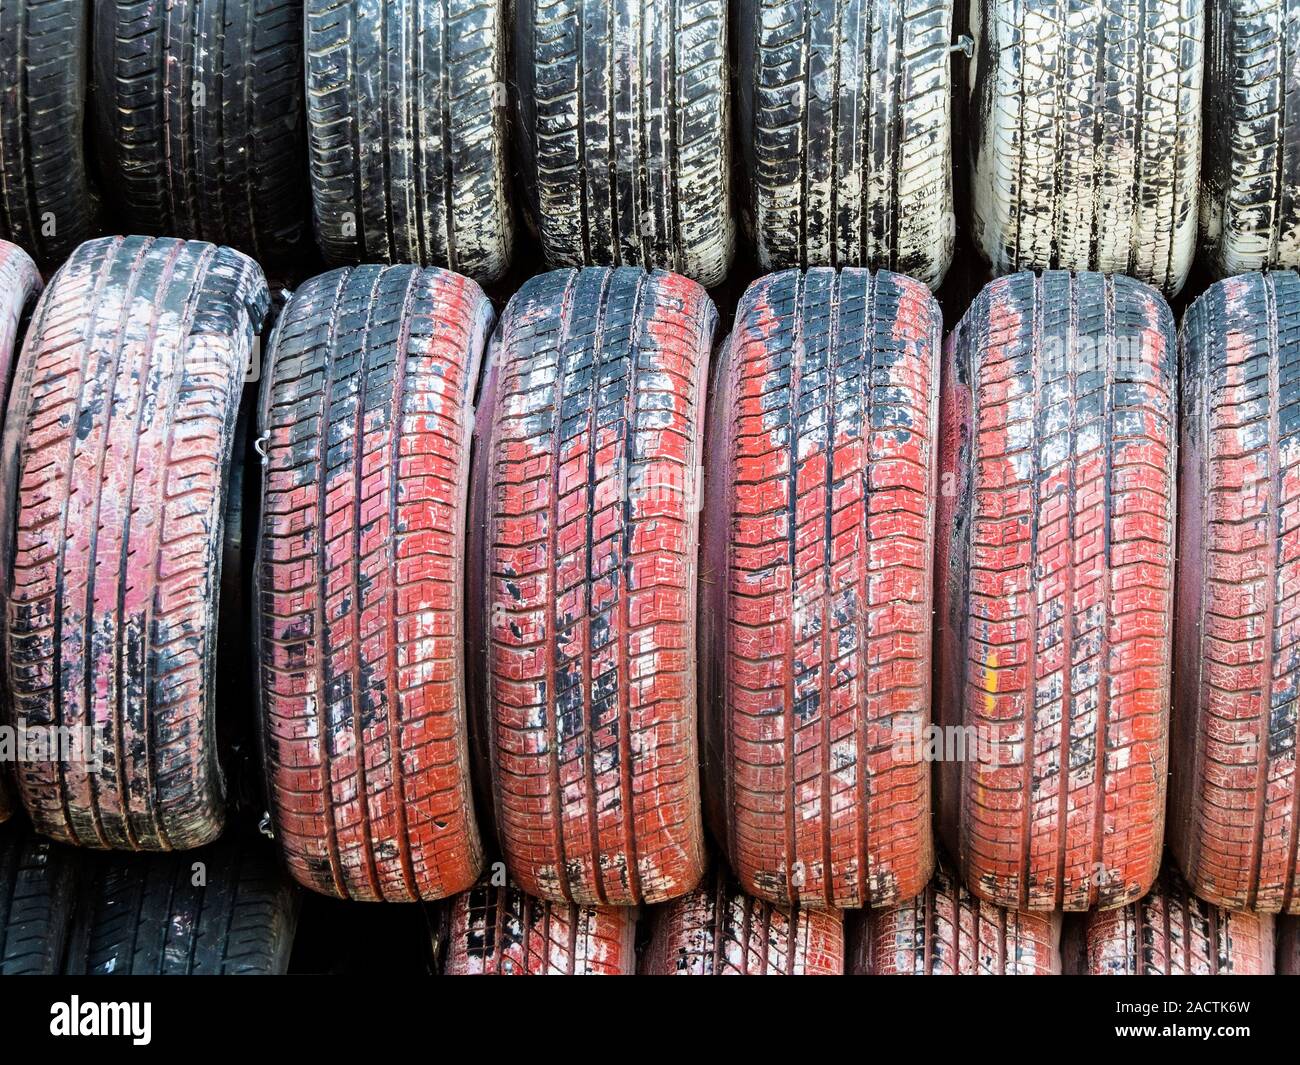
xmin=256 ymin=264 xmax=491 ymax=901
xmin=0 ymin=822 xmax=78 ymax=974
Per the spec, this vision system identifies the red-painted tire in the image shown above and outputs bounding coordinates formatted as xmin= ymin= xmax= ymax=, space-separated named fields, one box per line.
xmin=699 ymin=267 xmax=938 ymax=909
xmin=442 ymin=875 xmax=635 ymax=975
xmin=640 ymin=866 xmax=845 ymax=974
xmin=935 ymin=271 xmax=1176 ymax=910
xmin=0 ymin=235 xmax=268 ymax=850
xmin=1172 ymin=271 xmax=1300 ymax=914
xmin=468 ymin=267 xmax=713 ymax=905
xmin=0 ymin=240 xmax=40 ymax=825
xmin=850 ymin=858 xmax=1061 ymax=975
xmin=255 ymin=265 xmax=491 ymax=901
xmin=1085 ymin=867 xmax=1275 ymax=975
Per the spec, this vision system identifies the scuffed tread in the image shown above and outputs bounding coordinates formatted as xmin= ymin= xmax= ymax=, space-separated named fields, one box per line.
xmin=736 ymin=0 xmax=954 ymax=284
xmin=443 ymin=874 xmax=635 ymax=974
xmin=968 ymin=0 xmax=1204 ymax=296
xmin=0 ymin=822 xmax=79 ymax=974
xmin=65 ymin=833 xmax=299 ymax=974
xmin=851 ymin=858 xmax=1061 ymax=974
xmin=468 ymin=267 xmax=713 ymax=906
xmin=935 ymin=271 xmax=1177 ymax=911
xmin=0 ymin=235 xmax=269 ymax=851
xmin=1172 ymin=271 xmax=1300 ymax=914
xmin=700 ymin=267 xmax=939 ymax=910
xmin=306 ymin=0 xmax=514 ymax=282
xmin=1085 ymin=866 xmax=1275 ymax=974
xmin=0 ymin=0 xmax=96 ymax=269
xmin=256 ymin=264 xmax=491 ymax=902
xmin=513 ymin=0 xmax=734 ymax=287
xmin=1200 ymin=0 xmax=1300 ymax=276
xmin=92 ymin=0 xmax=308 ymax=262
xmin=640 ymin=866 xmax=845 ymax=974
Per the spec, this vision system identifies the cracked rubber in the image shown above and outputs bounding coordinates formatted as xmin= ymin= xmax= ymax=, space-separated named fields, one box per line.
xmin=735 ymin=0 xmax=954 ymax=284
xmin=1200 ymin=0 xmax=1300 ymax=277
xmin=513 ymin=0 xmax=734 ymax=287
xmin=92 ymin=0 xmax=309 ymax=262
xmin=935 ymin=271 xmax=1176 ymax=911
xmin=699 ymin=268 xmax=938 ymax=910
xmin=443 ymin=874 xmax=635 ymax=974
xmin=968 ymin=0 xmax=1203 ymax=296
xmin=256 ymin=264 xmax=491 ymax=902
xmin=467 ymin=267 xmax=713 ymax=906
xmin=640 ymin=866 xmax=845 ymax=974
xmin=851 ymin=858 xmax=1062 ymax=974
xmin=0 ymin=822 xmax=79 ymax=974
xmin=0 ymin=0 xmax=95 ymax=271
xmin=1085 ymin=866 xmax=1275 ymax=974
xmin=1172 ymin=271 xmax=1300 ymax=914
xmin=306 ymin=0 xmax=514 ymax=281
xmin=0 ymin=235 xmax=269 ymax=851
xmin=65 ymin=833 xmax=299 ymax=974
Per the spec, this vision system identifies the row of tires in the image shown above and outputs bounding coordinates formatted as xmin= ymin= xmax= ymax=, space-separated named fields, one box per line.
xmin=3 ymin=0 xmax=1300 ymax=293
xmin=4 ymin=819 xmax=1295 ymax=974
xmin=0 ymin=234 xmax=1296 ymax=924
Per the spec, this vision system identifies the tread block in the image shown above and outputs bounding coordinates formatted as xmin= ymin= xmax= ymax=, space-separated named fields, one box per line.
xmin=0 ymin=821 xmax=79 ymax=974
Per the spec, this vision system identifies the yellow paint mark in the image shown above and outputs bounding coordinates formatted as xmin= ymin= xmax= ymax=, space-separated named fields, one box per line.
xmin=982 ymin=650 xmax=998 ymax=713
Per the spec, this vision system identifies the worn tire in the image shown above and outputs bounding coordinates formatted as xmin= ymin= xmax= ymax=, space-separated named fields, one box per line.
xmin=1085 ymin=867 xmax=1275 ymax=974
xmin=1200 ymin=0 xmax=1300 ymax=277
xmin=513 ymin=0 xmax=733 ymax=287
xmin=0 ymin=0 xmax=95 ymax=270
xmin=92 ymin=0 xmax=308 ymax=262
xmin=735 ymin=0 xmax=954 ymax=284
xmin=699 ymin=268 xmax=938 ymax=910
xmin=0 ymin=822 xmax=78 ymax=974
xmin=640 ymin=866 xmax=845 ymax=974
xmin=468 ymin=267 xmax=712 ymax=905
xmin=968 ymin=0 xmax=1203 ymax=296
xmin=935 ymin=271 xmax=1176 ymax=910
xmin=256 ymin=265 xmax=491 ymax=902
xmin=0 ymin=235 xmax=269 ymax=851
xmin=1171 ymin=272 xmax=1300 ymax=914
xmin=65 ymin=833 xmax=299 ymax=974
xmin=443 ymin=875 xmax=635 ymax=974
xmin=306 ymin=0 xmax=514 ymax=281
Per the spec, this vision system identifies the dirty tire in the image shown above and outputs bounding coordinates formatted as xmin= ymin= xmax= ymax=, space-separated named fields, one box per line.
xmin=0 ymin=235 xmax=269 ymax=851
xmin=1085 ymin=867 xmax=1275 ymax=974
xmin=468 ymin=267 xmax=713 ymax=906
xmin=0 ymin=822 xmax=78 ymax=974
xmin=735 ymin=0 xmax=954 ymax=284
xmin=306 ymin=0 xmax=514 ymax=281
xmin=0 ymin=0 xmax=95 ymax=270
xmin=850 ymin=858 xmax=1062 ymax=974
xmin=513 ymin=0 xmax=733 ymax=287
xmin=1171 ymin=272 xmax=1300 ymax=914
xmin=443 ymin=875 xmax=635 ymax=974
xmin=699 ymin=268 xmax=938 ymax=909
xmin=256 ymin=264 xmax=491 ymax=902
xmin=640 ymin=866 xmax=845 ymax=974
xmin=1200 ymin=0 xmax=1300 ymax=276
xmin=66 ymin=833 xmax=299 ymax=974
xmin=968 ymin=0 xmax=1203 ymax=296
xmin=92 ymin=0 xmax=308 ymax=262
xmin=935 ymin=271 xmax=1176 ymax=910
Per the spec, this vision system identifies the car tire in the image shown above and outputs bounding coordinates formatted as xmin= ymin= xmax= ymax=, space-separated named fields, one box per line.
xmin=0 ymin=822 xmax=78 ymax=974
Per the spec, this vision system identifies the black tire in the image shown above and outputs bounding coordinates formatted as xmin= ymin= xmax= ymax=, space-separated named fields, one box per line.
xmin=968 ymin=0 xmax=1203 ymax=296
xmin=1200 ymin=0 xmax=1300 ymax=276
xmin=92 ymin=0 xmax=309 ymax=262
xmin=513 ymin=0 xmax=733 ymax=287
xmin=0 ymin=235 xmax=269 ymax=851
xmin=66 ymin=833 xmax=299 ymax=974
xmin=735 ymin=0 xmax=954 ymax=283
xmin=0 ymin=821 xmax=79 ymax=974
xmin=305 ymin=0 xmax=514 ymax=281
xmin=0 ymin=0 xmax=96 ymax=270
